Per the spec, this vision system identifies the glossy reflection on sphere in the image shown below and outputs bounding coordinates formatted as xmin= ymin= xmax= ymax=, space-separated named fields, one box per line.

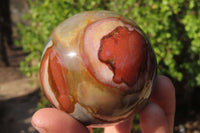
xmin=40 ymin=10 xmax=157 ymax=126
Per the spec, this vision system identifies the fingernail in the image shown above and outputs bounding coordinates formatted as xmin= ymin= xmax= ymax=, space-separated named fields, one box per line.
xmin=35 ymin=127 xmax=48 ymax=133
xmin=32 ymin=122 xmax=48 ymax=133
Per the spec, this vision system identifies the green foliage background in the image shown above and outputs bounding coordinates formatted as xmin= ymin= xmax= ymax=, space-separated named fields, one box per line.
xmin=17 ymin=0 xmax=200 ymax=132
xmin=17 ymin=0 xmax=200 ymax=88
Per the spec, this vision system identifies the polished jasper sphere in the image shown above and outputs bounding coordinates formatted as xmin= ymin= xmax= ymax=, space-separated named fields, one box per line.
xmin=40 ymin=10 xmax=157 ymax=126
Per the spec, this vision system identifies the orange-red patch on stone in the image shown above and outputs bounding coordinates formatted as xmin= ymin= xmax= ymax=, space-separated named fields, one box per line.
xmin=98 ymin=26 xmax=147 ymax=87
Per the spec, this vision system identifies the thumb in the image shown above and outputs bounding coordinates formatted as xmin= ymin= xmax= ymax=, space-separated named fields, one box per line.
xmin=32 ymin=108 xmax=90 ymax=133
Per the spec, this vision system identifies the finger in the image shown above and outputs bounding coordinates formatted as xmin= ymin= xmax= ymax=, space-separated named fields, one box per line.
xmin=32 ymin=108 xmax=90 ymax=133
xmin=104 ymin=118 xmax=133 ymax=133
xmin=150 ymin=75 xmax=176 ymax=132
xmin=140 ymin=102 xmax=170 ymax=133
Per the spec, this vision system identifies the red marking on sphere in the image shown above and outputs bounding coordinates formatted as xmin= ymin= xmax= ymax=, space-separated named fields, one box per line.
xmin=47 ymin=47 xmax=73 ymax=112
xmin=98 ymin=26 xmax=147 ymax=86
xmin=40 ymin=50 xmax=54 ymax=105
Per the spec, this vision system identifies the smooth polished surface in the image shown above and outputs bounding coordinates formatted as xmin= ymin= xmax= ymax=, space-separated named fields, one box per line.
xmin=40 ymin=10 xmax=157 ymax=126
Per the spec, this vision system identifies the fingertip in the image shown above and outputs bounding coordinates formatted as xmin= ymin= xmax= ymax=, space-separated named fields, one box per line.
xmin=32 ymin=108 xmax=89 ymax=133
xmin=104 ymin=118 xmax=133 ymax=133
xmin=140 ymin=102 xmax=170 ymax=133
xmin=152 ymin=75 xmax=176 ymax=114
xmin=152 ymin=75 xmax=175 ymax=101
xmin=31 ymin=108 xmax=49 ymax=132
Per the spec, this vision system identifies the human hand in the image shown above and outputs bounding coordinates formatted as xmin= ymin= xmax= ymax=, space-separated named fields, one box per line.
xmin=32 ymin=75 xmax=175 ymax=133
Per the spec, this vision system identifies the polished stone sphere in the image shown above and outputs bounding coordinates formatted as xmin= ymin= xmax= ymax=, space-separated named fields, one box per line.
xmin=40 ymin=10 xmax=157 ymax=126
